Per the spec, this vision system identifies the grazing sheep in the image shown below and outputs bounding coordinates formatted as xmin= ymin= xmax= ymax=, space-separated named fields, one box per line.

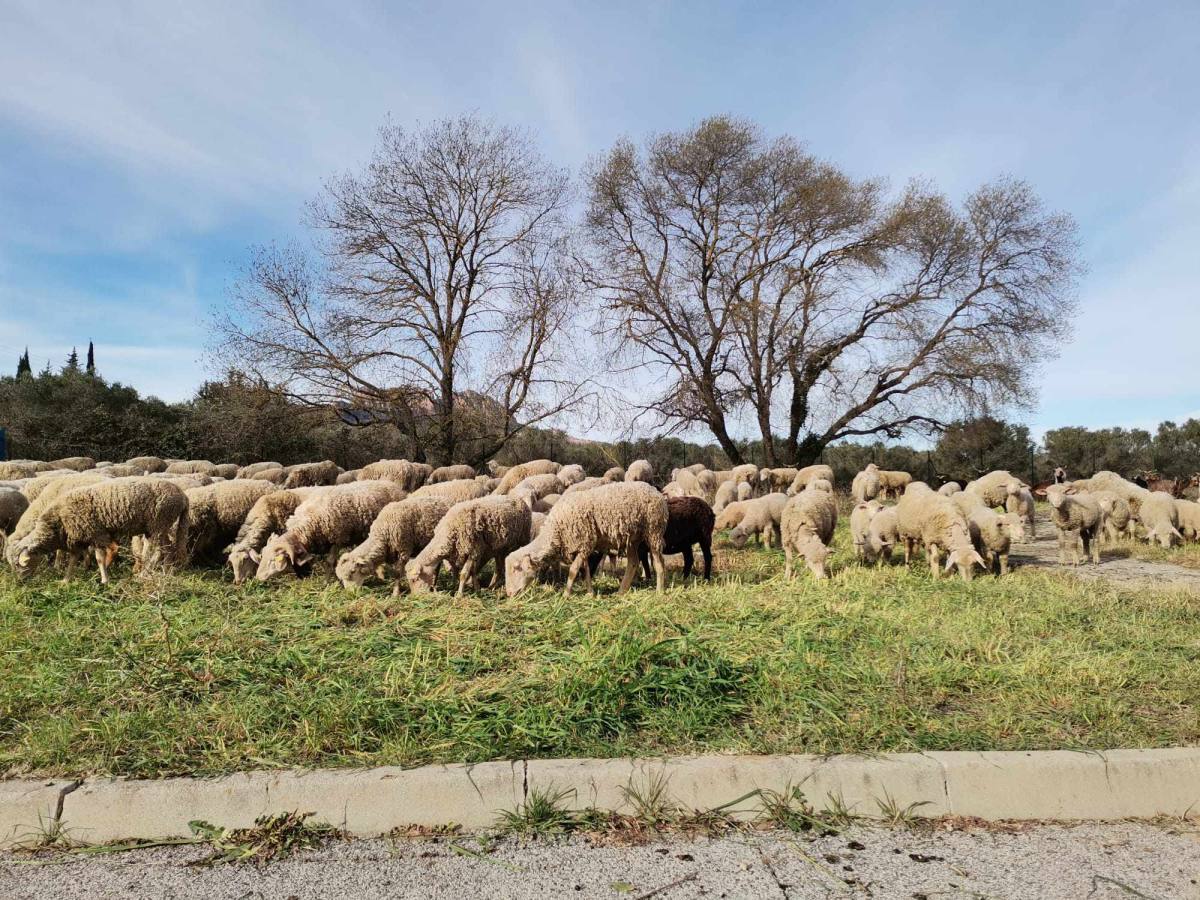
xmin=602 ymin=466 xmax=625 ymax=482
xmin=937 ymin=482 xmax=962 ymax=496
xmin=759 ymin=468 xmax=800 ymax=494
xmin=359 ymin=459 xmax=431 ymax=491
xmin=50 ymin=457 xmax=97 ymax=472
xmin=563 ymin=477 xmax=605 ymax=495
xmin=866 ymin=507 xmax=899 ymax=565
xmin=712 ymin=480 xmax=737 ymax=514
xmin=165 ymin=460 xmax=216 ymax=476
xmin=335 ymin=496 xmax=453 ymax=594
xmin=714 ymin=500 xmax=749 ymax=533
xmin=226 ymin=487 xmax=332 ymax=584
xmin=735 ymin=481 xmax=753 ymax=502
xmin=6 ymin=473 xmax=110 ymax=562
xmin=1139 ymin=491 xmax=1182 ymax=548
xmin=504 ymin=482 xmax=667 ymax=596
xmin=727 ymin=493 xmax=788 ymax=549
xmin=255 ymin=482 xmax=405 ymax=581
xmin=10 ymin=477 xmax=188 ymax=583
xmin=851 ymin=465 xmax=882 ymax=503
xmin=336 ymin=469 xmax=360 ymax=485
xmin=784 ymin=464 xmax=834 ymax=495
xmin=0 ymin=463 xmax=38 ymax=480
xmin=511 ymin=473 xmax=567 ymax=509
xmin=966 ymin=506 xmax=1023 ymax=575
xmin=895 ymin=490 xmax=984 ymax=581
xmin=413 ymin=479 xmax=490 ymax=504
xmin=1044 ymin=486 xmax=1103 ymax=564
xmin=183 ymin=480 xmax=280 ymax=563
xmin=237 ymin=461 xmax=283 ymax=479
xmin=283 ymin=460 xmax=341 ymax=488
xmin=624 ymin=459 xmax=655 ymax=484
xmin=804 ymin=478 xmax=833 ymax=494
xmin=0 ymin=489 xmax=30 ymax=537
xmin=556 ymin=464 xmax=586 ymax=487
xmin=728 ymin=464 xmax=760 ymax=488
xmin=428 ymin=464 xmax=476 ymax=484
xmin=780 ymin=488 xmax=838 ymax=579
xmin=493 ymin=459 xmax=562 ymax=495
xmin=965 ymin=470 xmax=1024 ymax=510
xmin=849 ymin=500 xmax=883 ymax=560
xmin=124 ymin=456 xmax=168 ymax=473
xmin=407 ymin=496 xmax=532 ymax=596
xmin=1095 ymin=491 xmax=1134 ymax=544
xmin=636 ymin=495 xmax=714 ymax=582
xmin=876 ymin=469 xmax=913 ymax=500
xmin=1175 ymin=499 xmax=1200 ymax=542
xmin=211 ymin=463 xmax=240 ymax=480
xmin=1005 ymin=487 xmax=1037 ymax=539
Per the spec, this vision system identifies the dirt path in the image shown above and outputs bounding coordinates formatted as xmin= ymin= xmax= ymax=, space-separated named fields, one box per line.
xmin=1012 ymin=519 xmax=1200 ymax=589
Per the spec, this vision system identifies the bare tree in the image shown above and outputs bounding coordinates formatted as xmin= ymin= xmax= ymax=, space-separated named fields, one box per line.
xmin=213 ymin=117 xmax=590 ymax=465
xmin=583 ymin=117 xmax=1080 ymax=465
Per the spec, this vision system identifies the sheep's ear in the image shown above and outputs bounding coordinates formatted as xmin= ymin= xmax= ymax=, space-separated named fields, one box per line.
xmin=943 ymin=555 xmax=956 ymax=571
xmin=17 ymin=550 xmax=30 ymax=567
xmin=248 ymin=549 xmax=261 ymax=563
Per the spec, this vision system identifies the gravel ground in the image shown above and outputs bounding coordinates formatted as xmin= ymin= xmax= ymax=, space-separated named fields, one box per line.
xmin=1012 ymin=519 xmax=1200 ymax=589
xmin=1 ymin=821 xmax=1197 ymax=899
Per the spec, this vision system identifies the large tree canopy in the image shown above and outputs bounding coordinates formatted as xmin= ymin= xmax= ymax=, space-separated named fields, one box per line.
xmin=582 ymin=116 xmax=1081 ymax=465
xmin=213 ymin=117 xmax=591 ymax=466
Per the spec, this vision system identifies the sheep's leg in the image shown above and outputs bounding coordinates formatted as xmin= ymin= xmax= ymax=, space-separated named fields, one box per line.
xmin=700 ymin=538 xmax=712 ymax=580
xmin=998 ymin=552 xmax=1009 ymax=576
xmin=903 ymin=538 xmax=914 ymax=565
xmin=639 ymin=545 xmax=652 ymax=581
xmin=1057 ymin=528 xmax=1066 ymax=565
xmin=456 ymin=559 xmax=474 ymax=596
xmin=563 ymin=552 xmax=585 ymax=595
xmin=784 ymin=545 xmax=794 ymax=580
xmin=486 ymin=555 xmax=502 ymax=589
xmin=1086 ymin=527 xmax=1099 ymax=564
xmin=93 ymin=545 xmax=109 ymax=585
xmin=618 ymin=549 xmax=639 ymax=594
xmin=928 ymin=544 xmax=942 ymax=580
xmin=680 ymin=545 xmax=693 ymax=579
xmin=652 ymin=549 xmax=665 ymax=593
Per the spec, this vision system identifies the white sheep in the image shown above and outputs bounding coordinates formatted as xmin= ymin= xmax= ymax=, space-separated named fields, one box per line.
xmin=563 ymin=477 xmax=605 ymax=495
xmin=413 ymin=479 xmax=491 ymax=504
xmin=504 ymin=482 xmax=668 ymax=596
xmin=937 ymin=482 xmax=962 ymax=496
xmin=849 ymin=500 xmax=883 ymax=560
xmin=556 ymin=464 xmax=586 ymax=487
xmin=226 ymin=486 xmax=332 ymax=584
xmin=602 ymin=466 xmax=625 ymax=482
xmin=359 ymin=459 xmax=432 ymax=491
xmin=1044 ymin=486 xmax=1102 ymax=564
xmin=282 ymin=460 xmax=340 ymax=488
xmin=780 ymin=488 xmax=838 ymax=579
xmin=712 ymin=480 xmax=737 ymax=514
xmin=851 ymin=465 xmax=882 ymax=503
xmin=964 ymin=470 xmax=1024 ymax=510
xmin=965 ymin=506 xmax=1024 ymax=575
xmin=406 ymin=495 xmax=532 ymax=596
xmin=124 ymin=456 xmax=168 ymax=473
xmin=183 ymin=479 xmax=280 ymax=563
xmin=428 ymin=464 xmax=476 ymax=483
xmin=1005 ymin=487 xmax=1036 ymax=539
xmin=1138 ymin=491 xmax=1182 ymax=548
xmin=10 ymin=477 xmax=188 ymax=583
xmin=875 ymin=469 xmax=913 ymax=500
xmin=866 ymin=507 xmax=899 ymax=565
xmin=759 ymin=467 xmax=799 ymax=494
xmin=1093 ymin=491 xmax=1133 ymax=544
xmin=237 ymin=461 xmax=283 ymax=479
xmin=727 ymin=493 xmax=788 ymax=549
xmin=493 ymin=459 xmax=562 ymax=495
xmin=785 ymin=464 xmax=835 ymax=496
xmin=165 ymin=460 xmax=216 ymax=476
xmin=1174 ymin=498 xmax=1200 ymax=543
xmin=510 ymin=473 xmax=567 ymax=509
xmin=895 ymin=490 xmax=985 ymax=581
xmin=255 ymin=481 xmax=406 ymax=581
xmin=335 ymin=495 xmax=453 ymax=594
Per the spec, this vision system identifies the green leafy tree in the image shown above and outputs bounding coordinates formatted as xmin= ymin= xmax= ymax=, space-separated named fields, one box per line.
xmin=932 ymin=417 xmax=1036 ymax=484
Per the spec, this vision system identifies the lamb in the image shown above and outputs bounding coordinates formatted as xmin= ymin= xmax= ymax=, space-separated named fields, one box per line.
xmin=1005 ymin=487 xmax=1037 ymax=539
xmin=1174 ymin=499 xmax=1200 ymax=543
xmin=9 ymin=477 xmax=188 ymax=583
xmin=359 ymin=459 xmax=432 ymax=491
xmin=504 ymin=482 xmax=667 ymax=596
xmin=211 ymin=463 xmax=240 ymax=480
xmin=727 ymin=493 xmax=788 ymax=549
xmin=602 ymin=466 xmax=625 ymax=482
xmin=335 ymin=496 xmax=453 ymax=594
xmin=624 ymin=459 xmax=655 ymax=484
xmin=1139 ymin=491 xmax=1182 ymax=548
xmin=226 ymin=486 xmax=333 ymax=584
xmin=413 ymin=479 xmax=490 ymax=504
xmin=428 ymin=464 xmax=476 ymax=483
xmin=735 ymin=481 xmax=753 ymax=502
xmin=237 ymin=461 xmax=283 ymax=479
xmin=966 ymin=506 xmax=1024 ymax=575
xmin=714 ymin=500 xmax=749 ymax=533
xmin=851 ymin=465 xmax=882 ymax=503
xmin=1095 ymin=491 xmax=1134 ymax=544
xmin=50 ymin=457 xmax=96 ymax=471
xmin=283 ymin=460 xmax=341 ymax=488
xmin=712 ymin=480 xmax=737 ymax=514
xmin=849 ymin=500 xmax=883 ymax=560
xmin=255 ymin=481 xmax=407 ymax=581
xmin=780 ymin=488 xmax=838 ymax=579
xmin=965 ymin=470 xmax=1024 ymax=510
xmin=875 ymin=469 xmax=913 ymax=500
xmin=1044 ymin=485 xmax=1103 ymax=564
xmin=759 ymin=468 xmax=800 ymax=494
xmin=165 ymin=460 xmax=216 ymax=476
xmin=894 ymin=490 xmax=985 ymax=581
xmin=183 ymin=479 xmax=280 ymax=563
xmin=785 ymin=464 xmax=835 ymax=495
xmin=407 ymin=495 xmax=532 ymax=595
xmin=937 ymin=482 xmax=962 ymax=496
xmin=636 ymin=495 xmax=714 ymax=582
xmin=866 ymin=507 xmax=899 ymax=565
xmin=510 ymin=473 xmax=566 ymax=509
xmin=493 ymin=459 xmax=562 ymax=495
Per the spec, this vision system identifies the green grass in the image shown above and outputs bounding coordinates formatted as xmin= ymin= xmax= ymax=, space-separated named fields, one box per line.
xmin=1107 ymin=538 xmax=1200 ymax=569
xmin=1 ymin=519 xmax=1198 ymax=778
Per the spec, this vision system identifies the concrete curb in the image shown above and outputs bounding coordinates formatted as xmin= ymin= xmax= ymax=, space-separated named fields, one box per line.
xmin=3 ymin=750 xmax=1198 ymax=847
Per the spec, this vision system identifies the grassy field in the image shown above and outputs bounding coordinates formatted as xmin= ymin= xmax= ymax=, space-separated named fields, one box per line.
xmin=1 ymin=517 xmax=1199 ymax=779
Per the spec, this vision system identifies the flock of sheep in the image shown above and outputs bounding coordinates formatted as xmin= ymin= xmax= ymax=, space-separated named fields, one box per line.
xmin=0 ymin=453 xmax=1196 ymax=594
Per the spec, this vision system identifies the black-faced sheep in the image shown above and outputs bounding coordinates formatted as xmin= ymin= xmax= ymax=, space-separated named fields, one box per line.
xmin=407 ymin=496 xmax=532 ymax=596
xmin=335 ymin=496 xmax=453 ymax=594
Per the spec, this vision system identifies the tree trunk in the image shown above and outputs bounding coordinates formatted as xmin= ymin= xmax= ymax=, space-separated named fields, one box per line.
xmin=793 ymin=434 xmax=825 ymax=467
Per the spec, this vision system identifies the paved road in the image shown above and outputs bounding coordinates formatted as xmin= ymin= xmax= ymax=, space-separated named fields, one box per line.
xmin=2 ymin=821 xmax=1197 ymax=899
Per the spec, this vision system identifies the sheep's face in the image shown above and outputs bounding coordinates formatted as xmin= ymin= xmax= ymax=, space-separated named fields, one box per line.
xmin=255 ymin=536 xmax=309 ymax=582
xmin=944 ymin=547 xmax=987 ymax=581
xmin=405 ymin=559 xmax=437 ymax=593
xmin=799 ymin=537 xmax=830 ymax=579
xmin=228 ymin=547 xmax=259 ymax=585
xmin=1002 ymin=513 xmax=1026 ymax=543
xmin=1046 ymin=488 xmax=1067 ymax=510
xmin=10 ymin=544 xmax=41 ymax=580
xmin=335 ymin=553 xmax=372 ymax=591
xmin=728 ymin=526 xmax=750 ymax=549
xmin=504 ymin=550 xmax=538 ymax=597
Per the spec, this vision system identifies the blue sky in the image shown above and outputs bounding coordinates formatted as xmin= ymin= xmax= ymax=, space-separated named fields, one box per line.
xmin=1 ymin=0 xmax=1197 ymax=441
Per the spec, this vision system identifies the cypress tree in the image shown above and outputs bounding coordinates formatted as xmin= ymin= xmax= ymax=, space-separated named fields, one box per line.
xmin=86 ymin=341 xmax=95 ymax=375
xmin=65 ymin=347 xmax=79 ymax=372
xmin=16 ymin=348 xmax=31 ymax=378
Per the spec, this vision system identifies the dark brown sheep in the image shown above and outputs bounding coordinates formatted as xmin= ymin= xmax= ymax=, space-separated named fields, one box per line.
xmin=639 ymin=495 xmax=714 ymax=581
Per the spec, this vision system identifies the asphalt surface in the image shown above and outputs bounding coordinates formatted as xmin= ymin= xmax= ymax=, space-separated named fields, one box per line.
xmin=1 ymin=821 xmax=1197 ymax=899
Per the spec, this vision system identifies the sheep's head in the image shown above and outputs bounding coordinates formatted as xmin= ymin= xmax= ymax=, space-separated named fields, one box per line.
xmin=335 ymin=551 xmax=373 ymax=591
xmin=805 ymin=479 xmax=833 ymax=494
xmin=404 ymin=558 xmax=438 ymax=593
xmin=227 ymin=545 xmax=260 ymax=585
xmin=943 ymin=546 xmax=987 ymax=581
xmin=1002 ymin=513 xmax=1026 ymax=543
xmin=255 ymin=534 xmax=309 ymax=582
xmin=728 ymin=525 xmax=750 ymax=549
xmin=504 ymin=547 xmax=541 ymax=597
xmin=8 ymin=541 xmax=42 ymax=580
xmin=796 ymin=534 xmax=830 ymax=579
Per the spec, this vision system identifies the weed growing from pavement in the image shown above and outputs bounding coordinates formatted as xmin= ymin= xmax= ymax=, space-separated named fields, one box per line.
xmin=2 ymin=515 xmax=1200 ymax=779
xmin=187 ymin=812 xmax=340 ymax=866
